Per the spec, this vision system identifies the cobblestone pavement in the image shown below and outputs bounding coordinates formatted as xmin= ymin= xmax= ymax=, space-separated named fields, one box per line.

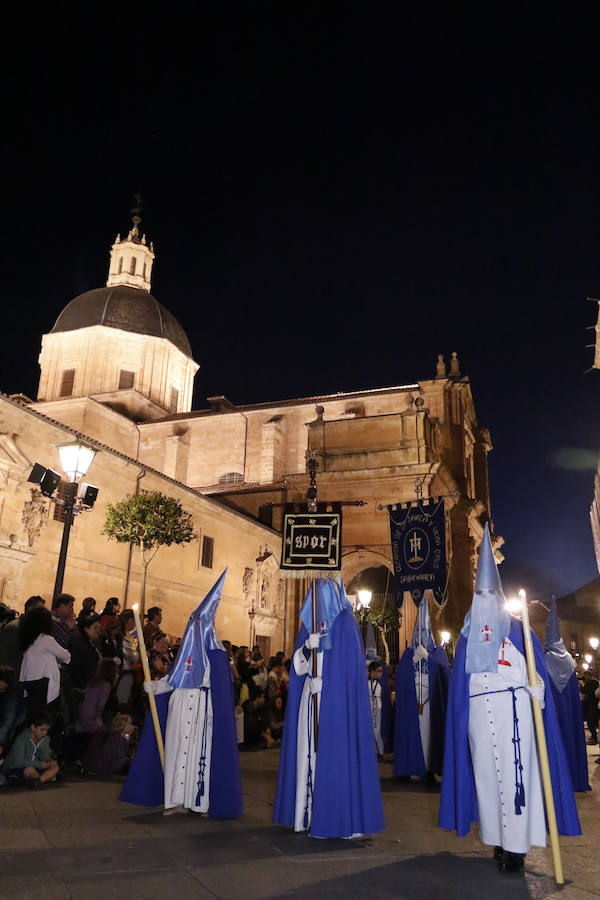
xmin=1 ymin=747 xmax=599 ymax=899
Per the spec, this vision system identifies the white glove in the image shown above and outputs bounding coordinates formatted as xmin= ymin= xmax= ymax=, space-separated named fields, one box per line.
xmin=413 ymin=644 xmax=429 ymax=664
xmin=309 ymin=676 xmax=322 ymax=695
xmin=144 ymin=677 xmax=172 ymax=695
xmin=306 ymin=633 xmax=321 ymax=650
xmin=525 ymin=675 xmax=545 ymax=709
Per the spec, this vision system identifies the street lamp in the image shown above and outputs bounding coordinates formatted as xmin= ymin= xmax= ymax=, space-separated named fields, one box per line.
xmin=28 ymin=440 xmax=98 ymax=601
xmin=357 ymin=589 xmax=372 ymax=611
xmin=52 ymin=441 xmax=97 ymax=599
xmin=506 ymin=596 xmax=523 ymax=616
xmin=583 ymin=662 xmax=590 ymax=671
xmin=585 ymin=654 xmax=593 ymax=664
xmin=440 ymin=630 xmax=451 ymax=646
xmin=590 ymin=637 xmax=599 ymax=651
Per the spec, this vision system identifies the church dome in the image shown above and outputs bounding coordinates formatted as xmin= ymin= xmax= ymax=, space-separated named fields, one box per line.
xmin=50 ymin=285 xmax=193 ymax=358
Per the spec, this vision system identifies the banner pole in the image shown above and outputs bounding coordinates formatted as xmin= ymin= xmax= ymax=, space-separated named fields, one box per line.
xmin=518 ymin=589 xmax=564 ymax=885
xmin=311 ymin=577 xmax=319 ymax=752
xmin=132 ymin=602 xmax=165 ymax=772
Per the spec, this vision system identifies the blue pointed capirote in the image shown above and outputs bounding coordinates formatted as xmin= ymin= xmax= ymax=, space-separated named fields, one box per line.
xmin=167 ymin=569 xmax=227 ymax=689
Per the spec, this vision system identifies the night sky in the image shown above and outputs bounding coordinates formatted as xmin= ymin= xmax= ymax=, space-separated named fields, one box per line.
xmin=3 ymin=9 xmax=600 ymax=599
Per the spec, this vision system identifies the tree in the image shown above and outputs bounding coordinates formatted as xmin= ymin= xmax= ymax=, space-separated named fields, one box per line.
xmin=354 ymin=593 xmax=399 ymax=664
xmin=102 ymin=491 xmax=197 ymax=613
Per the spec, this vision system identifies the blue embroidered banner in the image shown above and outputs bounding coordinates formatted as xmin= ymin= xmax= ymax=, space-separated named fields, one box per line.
xmin=388 ymin=499 xmax=447 ymax=608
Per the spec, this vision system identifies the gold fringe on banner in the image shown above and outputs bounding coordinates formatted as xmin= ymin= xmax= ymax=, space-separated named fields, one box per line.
xmin=280 ymin=569 xmax=341 ymax=580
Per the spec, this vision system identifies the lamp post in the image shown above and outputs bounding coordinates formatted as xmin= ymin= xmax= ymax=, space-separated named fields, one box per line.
xmin=53 ymin=441 xmax=96 ymax=600
xmin=357 ymin=589 xmax=372 ymax=612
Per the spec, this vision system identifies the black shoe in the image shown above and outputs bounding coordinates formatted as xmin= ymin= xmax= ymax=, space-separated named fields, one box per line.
xmin=498 ymin=852 xmax=525 ymax=873
xmin=493 ymin=846 xmax=505 ymax=860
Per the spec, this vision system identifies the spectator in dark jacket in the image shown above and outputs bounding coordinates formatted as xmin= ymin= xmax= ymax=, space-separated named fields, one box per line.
xmin=51 ymin=594 xmax=75 ymax=651
xmin=99 ymin=616 xmax=124 ymax=666
xmin=68 ymin=613 xmax=101 ymax=692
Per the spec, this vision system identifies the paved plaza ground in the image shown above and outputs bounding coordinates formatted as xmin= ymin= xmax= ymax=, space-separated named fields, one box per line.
xmin=1 ymin=747 xmax=599 ymax=899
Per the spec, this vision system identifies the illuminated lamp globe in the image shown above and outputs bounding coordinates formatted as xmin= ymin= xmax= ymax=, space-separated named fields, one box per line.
xmin=583 ymin=662 xmax=590 ymax=671
xmin=505 ymin=597 xmax=522 ymax=616
xmin=585 ymin=654 xmax=593 ymax=664
xmin=57 ymin=441 xmax=96 ymax=483
xmin=590 ymin=637 xmax=599 ymax=651
xmin=440 ymin=631 xmax=451 ymax=646
xmin=357 ymin=589 xmax=372 ymax=611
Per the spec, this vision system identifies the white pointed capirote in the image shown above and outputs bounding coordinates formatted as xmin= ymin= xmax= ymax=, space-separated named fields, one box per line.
xmin=462 ymin=522 xmax=510 ymax=674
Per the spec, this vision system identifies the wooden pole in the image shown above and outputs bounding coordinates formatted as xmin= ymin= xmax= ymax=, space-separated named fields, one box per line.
xmin=311 ymin=578 xmax=319 ymax=751
xmin=132 ymin=603 xmax=165 ymax=772
xmin=518 ymin=589 xmax=564 ymax=885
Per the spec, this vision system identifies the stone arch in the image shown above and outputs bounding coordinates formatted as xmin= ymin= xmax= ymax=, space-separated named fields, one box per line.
xmin=341 ymin=548 xmax=393 ymax=587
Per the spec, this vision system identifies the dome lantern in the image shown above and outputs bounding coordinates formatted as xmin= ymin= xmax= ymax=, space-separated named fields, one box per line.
xmin=106 ymin=196 xmax=155 ymax=292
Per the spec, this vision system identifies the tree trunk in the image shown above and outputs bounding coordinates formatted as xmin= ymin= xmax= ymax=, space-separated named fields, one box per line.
xmin=139 ymin=539 xmax=147 ymax=616
xmin=379 ymin=625 xmax=390 ymax=665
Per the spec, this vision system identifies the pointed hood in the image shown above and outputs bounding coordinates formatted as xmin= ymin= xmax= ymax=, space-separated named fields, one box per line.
xmin=365 ymin=621 xmax=378 ymax=660
xmin=300 ymin=578 xmax=352 ymax=650
xmin=411 ymin=595 xmax=436 ymax=652
xmin=167 ymin=570 xmax=227 ymax=689
xmin=462 ymin=524 xmax=510 ymax=674
xmin=544 ymin=597 xmax=575 ymax=693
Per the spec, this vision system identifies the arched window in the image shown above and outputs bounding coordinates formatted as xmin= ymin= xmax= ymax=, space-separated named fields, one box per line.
xmin=130 ymin=257 xmax=137 ymax=275
xmin=218 ymin=472 xmax=244 ymax=485
xmin=117 ymin=257 xmax=123 ymax=274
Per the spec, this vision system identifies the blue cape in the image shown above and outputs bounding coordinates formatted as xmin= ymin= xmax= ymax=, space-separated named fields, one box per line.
xmin=549 ymin=670 xmax=590 ymax=793
xmin=438 ymin=620 xmax=581 ymax=837
xmin=273 ymin=609 xmax=385 ymax=838
xmin=120 ymin=649 xmax=243 ymax=818
xmin=393 ymin=646 xmax=449 ymax=777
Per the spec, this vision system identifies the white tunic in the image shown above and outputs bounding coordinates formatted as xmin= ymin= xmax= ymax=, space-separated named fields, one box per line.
xmin=468 ymin=638 xmax=545 ymax=854
xmin=414 ymin=663 xmax=431 ymax=768
xmin=164 ymin=683 xmax=213 ymax=813
xmin=293 ymin=645 xmax=322 ymax=832
xmin=369 ymin=679 xmax=383 ymax=754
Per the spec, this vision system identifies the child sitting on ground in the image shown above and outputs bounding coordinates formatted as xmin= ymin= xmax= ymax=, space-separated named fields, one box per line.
xmin=83 ymin=710 xmax=134 ymax=775
xmin=4 ymin=711 xmax=59 ymax=787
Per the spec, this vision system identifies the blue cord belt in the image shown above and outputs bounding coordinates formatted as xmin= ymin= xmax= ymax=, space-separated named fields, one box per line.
xmin=470 ymin=685 xmax=526 ymax=815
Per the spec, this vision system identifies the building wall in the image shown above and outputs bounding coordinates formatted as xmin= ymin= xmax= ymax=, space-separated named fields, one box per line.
xmin=0 ymin=395 xmax=283 ymax=647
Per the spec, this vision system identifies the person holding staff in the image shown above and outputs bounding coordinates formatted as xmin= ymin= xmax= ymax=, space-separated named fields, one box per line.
xmin=439 ymin=524 xmax=580 ymax=874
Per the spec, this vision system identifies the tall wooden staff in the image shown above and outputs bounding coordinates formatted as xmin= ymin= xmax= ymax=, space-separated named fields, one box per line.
xmin=132 ymin=602 xmax=166 ymax=771
xmin=311 ymin=578 xmax=319 ymax=751
xmin=307 ymin=452 xmax=320 ymax=751
xmin=518 ymin=589 xmax=564 ymax=885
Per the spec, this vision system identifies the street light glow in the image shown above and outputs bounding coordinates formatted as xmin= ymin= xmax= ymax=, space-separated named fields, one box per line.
xmin=57 ymin=441 xmax=96 ymax=483
xmin=506 ymin=597 xmax=522 ymax=615
xmin=440 ymin=630 xmax=451 ymax=646
xmin=585 ymin=654 xmax=593 ymax=664
xmin=357 ymin=589 xmax=372 ymax=610
xmin=583 ymin=662 xmax=590 ymax=671
xmin=590 ymin=637 xmax=599 ymax=650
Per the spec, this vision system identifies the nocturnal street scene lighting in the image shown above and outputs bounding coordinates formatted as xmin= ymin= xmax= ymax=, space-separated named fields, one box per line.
xmin=2 ymin=6 xmax=600 ymax=897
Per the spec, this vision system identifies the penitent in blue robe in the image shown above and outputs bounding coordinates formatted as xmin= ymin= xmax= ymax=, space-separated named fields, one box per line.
xmin=549 ymin=671 xmax=590 ymax=793
xmin=273 ymin=609 xmax=385 ymax=838
xmin=120 ymin=649 xmax=243 ymax=818
xmin=393 ymin=646 xmax=449 ymax=777
xmin=438 ymin=620 xmax=581 ymax=838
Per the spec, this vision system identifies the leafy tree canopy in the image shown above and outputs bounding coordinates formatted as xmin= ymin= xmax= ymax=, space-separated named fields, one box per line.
xmin=102 ymin=491 xmax=197 ymax=553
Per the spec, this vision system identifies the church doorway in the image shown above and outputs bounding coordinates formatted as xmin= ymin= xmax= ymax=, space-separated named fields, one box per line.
xmin=255 ymin=634 xmax=271 ymax=660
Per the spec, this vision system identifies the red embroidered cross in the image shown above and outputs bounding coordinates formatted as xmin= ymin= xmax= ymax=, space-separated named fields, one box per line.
xmin=184 ymin=655 xmax=193 ymax=672
xmin=481 ymin=624 xmax=492 ymax=643
xmin=498 ymin=639 xmax=512 ymax=667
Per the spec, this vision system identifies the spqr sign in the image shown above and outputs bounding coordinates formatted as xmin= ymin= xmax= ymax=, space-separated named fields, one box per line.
xmin=280 ymin=505 xmax=342 ymax=573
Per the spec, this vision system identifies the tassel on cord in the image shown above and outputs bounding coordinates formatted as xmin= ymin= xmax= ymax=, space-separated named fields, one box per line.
xmin=303 ymin=693 xmax=314 ymax=829
xmin=196 ymin=688 xmax=210 ymax=805
xmin=510 ymin=687 xmax=526 ymax=816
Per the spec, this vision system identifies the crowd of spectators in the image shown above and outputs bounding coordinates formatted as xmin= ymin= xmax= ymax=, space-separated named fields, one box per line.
xmin=0 ymin=596 xmax=291 ymax=790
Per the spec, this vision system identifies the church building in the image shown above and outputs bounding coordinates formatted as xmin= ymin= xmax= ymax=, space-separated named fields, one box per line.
xmin=0 ymin=212 xmax=501 ymax=653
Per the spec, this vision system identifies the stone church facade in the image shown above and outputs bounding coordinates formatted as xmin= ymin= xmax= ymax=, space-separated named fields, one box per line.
xmin=0 ymin=214 xmax=501 ymax=652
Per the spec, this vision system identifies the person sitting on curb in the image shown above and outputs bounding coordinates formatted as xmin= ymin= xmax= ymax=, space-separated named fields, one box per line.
xmin=4 ymin=711 xmax=60 ymax=788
